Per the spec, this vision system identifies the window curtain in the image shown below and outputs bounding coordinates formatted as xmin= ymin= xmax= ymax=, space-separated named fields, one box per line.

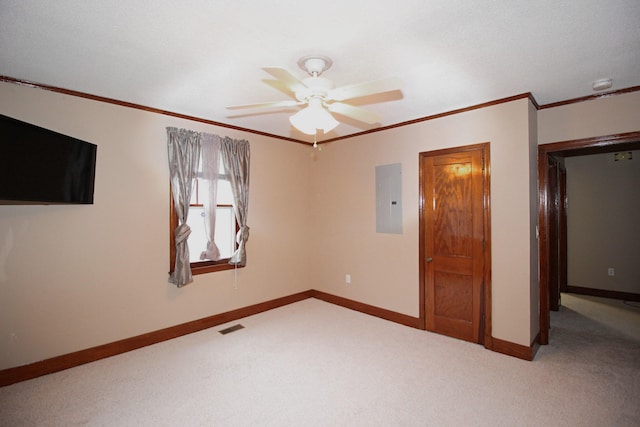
xmin=167 ymin=127 xmax=201 ymax=287
xmin=220 ymin=137 xmax=250 ymax=266
xmin=199 ymin=133 xmax=221 ymax=261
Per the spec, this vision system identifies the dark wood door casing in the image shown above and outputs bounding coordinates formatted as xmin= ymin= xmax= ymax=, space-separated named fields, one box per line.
xmin=547 ymin=157 xmax=563 ymax=312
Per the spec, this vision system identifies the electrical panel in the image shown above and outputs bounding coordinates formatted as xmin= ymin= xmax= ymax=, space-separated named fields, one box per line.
xmin=376 ymin=163 xmax=402 ymax=234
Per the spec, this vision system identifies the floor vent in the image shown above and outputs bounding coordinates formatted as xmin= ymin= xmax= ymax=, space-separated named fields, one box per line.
xmin=219 ymin=324 xmax=245 ymax=335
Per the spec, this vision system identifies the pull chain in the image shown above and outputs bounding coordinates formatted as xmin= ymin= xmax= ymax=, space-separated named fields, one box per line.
xmin=312 ymin=130 xmax=322 ymax=151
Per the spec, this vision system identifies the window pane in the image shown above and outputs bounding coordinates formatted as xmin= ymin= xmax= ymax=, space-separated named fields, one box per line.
xmin=217 ymin=180 xmax=233 ymax=205
xmin=186 ymin=205 xmax=235 ymax=262
xmin=186 ymin=206 xmax=208 ymax=263
xmin=216 ymin=157 xmax=233 ymax=205
xmin=195 ymin=178 xmax=208 ymax=205
xmin=189 ymin=180 xmax=197 ymax=205
xmin=215 ymin=206 xmax=235 ymax=259
xmin=189 ymin=158 xmax=204 ymax=205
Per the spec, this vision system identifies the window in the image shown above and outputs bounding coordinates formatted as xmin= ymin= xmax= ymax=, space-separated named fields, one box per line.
xmin=167 ymin=129 xmax=249 ymax=286
xmin=169 ymin=157 xmax=240 ymax=275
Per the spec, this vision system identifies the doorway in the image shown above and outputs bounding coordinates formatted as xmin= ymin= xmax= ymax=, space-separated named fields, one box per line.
xmin=419 ymin=143 xmax=491 ymax=345
xmin=538 ymin=131 xmax=640 ymax=344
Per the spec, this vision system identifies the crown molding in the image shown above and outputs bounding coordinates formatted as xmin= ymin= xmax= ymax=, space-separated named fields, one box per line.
xmin=539 ymin=85 xmax=640 ymax=109
xmin=3 ymin=75 xmax=637 ymax=145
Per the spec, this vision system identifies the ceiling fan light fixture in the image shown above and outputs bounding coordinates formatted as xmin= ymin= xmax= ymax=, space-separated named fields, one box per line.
xmin=289 ymin=99 xmax=339 ymax=135
xmin=228 ymin=55 xmax=401 ymax=140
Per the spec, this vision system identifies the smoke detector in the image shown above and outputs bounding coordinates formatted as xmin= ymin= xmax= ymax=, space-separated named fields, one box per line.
xmin=592 ymin=78 xmax=612 ymax=91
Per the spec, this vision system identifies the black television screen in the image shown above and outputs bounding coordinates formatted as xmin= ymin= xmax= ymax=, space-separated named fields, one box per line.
xmin=0 ymin=114 xmax=97 ymax=204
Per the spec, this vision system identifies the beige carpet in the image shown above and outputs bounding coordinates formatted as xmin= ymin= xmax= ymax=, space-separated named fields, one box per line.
xmin=1 ymin=294 xmax=639 ymax=426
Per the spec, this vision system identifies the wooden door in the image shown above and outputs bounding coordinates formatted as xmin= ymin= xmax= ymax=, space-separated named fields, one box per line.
xmin=421 ymin=145 xmax=488 ymax=344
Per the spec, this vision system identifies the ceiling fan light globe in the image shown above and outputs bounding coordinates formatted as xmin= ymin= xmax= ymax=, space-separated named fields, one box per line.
xmin=289 ymin=112 xmax=316 ymax=135
xmin=290 ymin=104 xmax=339 ymax=135
xmin=316 ymin=107 xmax=339 ymax=133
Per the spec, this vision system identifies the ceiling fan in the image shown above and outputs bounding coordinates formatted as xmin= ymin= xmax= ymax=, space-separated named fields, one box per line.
xmin=226 ymin=55 xmax=402 ymax=138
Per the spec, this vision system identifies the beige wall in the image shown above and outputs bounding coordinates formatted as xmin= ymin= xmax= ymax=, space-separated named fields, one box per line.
xmin=538 ymin=91 xmax=640 ymax=145
xmin=309 ymin=98 xmax=537 ymax=347
xmin=0 ymin=82 xmax=313 ymax=369
xmin=7 ymin=82 xmax=636 ymax=369
xmin=565 ymin=151 xmax=640 ymax=294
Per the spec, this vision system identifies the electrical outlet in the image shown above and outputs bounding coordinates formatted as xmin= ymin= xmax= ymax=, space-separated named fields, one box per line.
xmin=607 ymin=268 xmax=615 ymax=277
xmin=345 ymin=274 xmax=351 ymax=284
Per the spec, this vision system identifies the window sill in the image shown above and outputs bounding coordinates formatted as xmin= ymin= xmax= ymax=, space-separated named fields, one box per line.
xmin=191 ymin=261 xmax=244 ymax=275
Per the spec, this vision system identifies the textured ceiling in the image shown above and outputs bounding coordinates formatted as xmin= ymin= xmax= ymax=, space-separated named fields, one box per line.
xmin=1 ymin=0 xmax=639 ymax=143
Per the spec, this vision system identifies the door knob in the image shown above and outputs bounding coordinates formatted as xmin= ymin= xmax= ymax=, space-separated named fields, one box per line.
xmin=426 ymin=257 xmax=433 ymax=262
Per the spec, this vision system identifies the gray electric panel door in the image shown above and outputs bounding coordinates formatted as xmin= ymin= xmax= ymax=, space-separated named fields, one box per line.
xmin=376 ymin=163 xmax=402 ymax=234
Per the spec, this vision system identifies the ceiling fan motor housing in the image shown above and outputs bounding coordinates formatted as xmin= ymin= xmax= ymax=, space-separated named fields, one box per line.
xmin=296 ymin=77 xmax=335 ymax=102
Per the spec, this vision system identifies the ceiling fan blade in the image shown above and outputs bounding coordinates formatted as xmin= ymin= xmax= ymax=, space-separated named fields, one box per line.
xmin=226 ymin=100 xmax=302 ymax=110
xmin=262 ymin=66 xmax=308 ymax=93
xmin=327 ymin=102 xmax=381 ymax=124
xmin=327 ymin=77 xmax=402 ymax=101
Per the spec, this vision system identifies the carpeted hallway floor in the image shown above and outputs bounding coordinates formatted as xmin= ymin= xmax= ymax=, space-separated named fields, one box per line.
xmin=1 ymin=293 xmax=639 ymax=426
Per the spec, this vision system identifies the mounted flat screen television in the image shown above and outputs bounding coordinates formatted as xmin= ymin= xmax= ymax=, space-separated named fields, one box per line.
xmin=0 ymin=114 xmax=97 ymax=204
